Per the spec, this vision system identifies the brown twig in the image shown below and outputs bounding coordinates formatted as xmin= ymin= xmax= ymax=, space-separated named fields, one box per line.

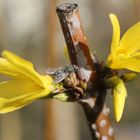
xmin=56 ymin=3 xmax=96 ymax=82
xmin=45 ymin=0 xmax=57 ymax=140
xmin=56 ymin=3 xmax=114 ymax=140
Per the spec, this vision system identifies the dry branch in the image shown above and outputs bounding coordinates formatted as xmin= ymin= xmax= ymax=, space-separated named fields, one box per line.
xmin=56 ymin=3 xmax=115 ymax=140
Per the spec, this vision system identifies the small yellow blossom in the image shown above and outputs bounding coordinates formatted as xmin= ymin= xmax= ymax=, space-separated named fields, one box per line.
xmin=107 ymin=13 xmax=140 ymax=72
xmin=0 ymin=50 xmax=54 ymax=113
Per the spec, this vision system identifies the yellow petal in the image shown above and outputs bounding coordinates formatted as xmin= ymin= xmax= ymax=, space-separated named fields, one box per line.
xmin=2 ymin=50 xmax=52 ymax=88
xmin=107 ymin=16 xmax=140 ymax=72
xmin=0 ymin=58 xmax=18 ymax=77
xmin=0 ymin=78 xmax=53 ymax=113
xmin=121 ymin=57 xmax=140 ymax=72
xmin=119 ymin=22 xmax=140 ymax=55
xmin=109 ymin=13 xmax=120 ymax=55
xmin=0 ymin=78 xmax=40 ymax=99
xmin=113 ymin=77 xmax=127 ymax=122
xmin=111 ymin=53 xmax=140 ymax=72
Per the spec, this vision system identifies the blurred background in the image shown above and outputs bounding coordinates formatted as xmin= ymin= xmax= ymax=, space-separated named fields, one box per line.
xmin=0 ymin=0 xmax=140 ymax=140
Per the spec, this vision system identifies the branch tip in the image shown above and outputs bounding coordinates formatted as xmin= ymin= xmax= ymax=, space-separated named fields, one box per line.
xmin=56 ymin=3 xmax=78 ymax=13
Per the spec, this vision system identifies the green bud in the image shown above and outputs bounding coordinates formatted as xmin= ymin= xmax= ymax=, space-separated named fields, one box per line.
xmin=121 ymin=72 xmax=138 ymax=82
xmin=105 ymin=76 xmax=118 ymax=88
xmin=53 ymin=93 xmax=69 ymax=102
xmin=80 ymin=80 xmax=87 ymax=90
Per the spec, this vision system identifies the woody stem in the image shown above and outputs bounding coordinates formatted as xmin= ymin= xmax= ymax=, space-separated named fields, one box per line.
xmin=56 ymin=3 xmax=115 ymax=140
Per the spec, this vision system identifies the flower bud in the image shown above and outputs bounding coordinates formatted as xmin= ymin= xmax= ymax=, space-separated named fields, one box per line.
xmin=54 ymin=93 xmax=69 ymax=102
xmin=121 ymin=72 xmax=137 ymax=82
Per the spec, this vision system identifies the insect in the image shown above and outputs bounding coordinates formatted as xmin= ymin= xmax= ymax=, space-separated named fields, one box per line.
xmin=46 ymin=65 xmax=79 ymax=83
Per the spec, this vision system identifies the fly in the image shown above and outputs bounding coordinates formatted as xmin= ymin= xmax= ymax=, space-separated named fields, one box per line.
xmin=46 ymin=65 xmax=79 ymax=83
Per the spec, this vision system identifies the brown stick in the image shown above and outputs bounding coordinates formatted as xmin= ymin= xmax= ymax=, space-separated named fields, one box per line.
xmin=45 ymin=0 xmax=57 ymax=140
xmin=56 ymin=3 xmax=114 ymax=140
xmin=56 ymin=3 xmax=96 ymax=82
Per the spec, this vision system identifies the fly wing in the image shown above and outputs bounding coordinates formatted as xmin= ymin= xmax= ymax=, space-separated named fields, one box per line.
xmin=46 ymin=67 xmax=69 ymax=83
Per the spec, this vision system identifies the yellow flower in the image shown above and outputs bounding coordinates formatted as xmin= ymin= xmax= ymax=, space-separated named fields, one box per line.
xmin=0 ymin=50 xmax=54 ymax=113
xmin=107 ymin=13 xmax=140 ymax=72
xmin=106 ymin=13 xmax=140 ymax=122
